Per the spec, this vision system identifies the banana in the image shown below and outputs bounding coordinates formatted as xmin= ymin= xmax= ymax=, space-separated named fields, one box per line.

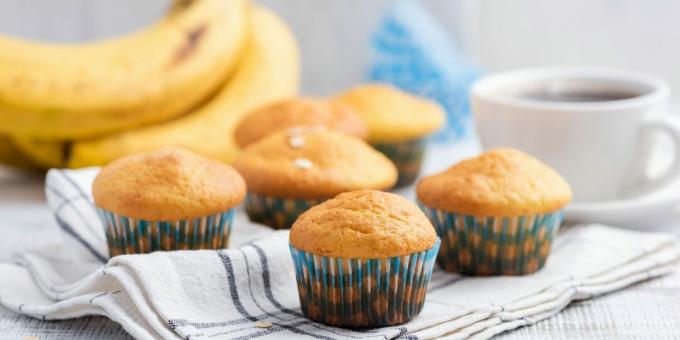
xmin=14 ymin=4 xmax=299 ymax=168
xmin=12 ymin=136 xmax=64 ymax=168
xmin=0 ymin=0 xmax=248 ymax=140
xmin=15 ymin=4 xmax=300 ymax=169
xmin=0 ymin=136 xmax=38 ymax=169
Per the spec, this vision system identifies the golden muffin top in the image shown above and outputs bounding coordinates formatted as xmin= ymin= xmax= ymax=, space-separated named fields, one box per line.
xmin=234 ymin=129 xmax=397 ymax=199
xmin=234 ymin=98 xmax=367 ymax=148
xmin=290 ymin=190 xmax=437 ymax=258
xmin=333 ymin=83 xmax=445 ymax=143
xmin=417 ymin=148 xmax=572 ymax=216
xmin=93 ymin=146 xmax=246 ymax=221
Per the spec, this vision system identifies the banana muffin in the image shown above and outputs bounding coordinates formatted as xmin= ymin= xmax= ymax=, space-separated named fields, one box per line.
xmin=289 ymin=190 xmax=440 ymax=327
xmin=334 ymin=83 xmax=445 ymax=186
xmin=93 ymin=146 xmax=246 ymax=256
xmin=234 ymin=97 xmax=367 ymax=148
xmin=417 ymin=148 xmax=572 ymax=275
xmin=234 ymin=128 xmax=397 ymax=229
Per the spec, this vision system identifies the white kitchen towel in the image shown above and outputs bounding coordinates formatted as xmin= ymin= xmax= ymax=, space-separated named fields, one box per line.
xmin=0 ymin=168 xmax=678 ymax=340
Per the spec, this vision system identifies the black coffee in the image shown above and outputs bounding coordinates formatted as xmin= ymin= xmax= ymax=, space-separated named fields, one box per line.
xmin=519 ymin=90 xmax=641 ymax=103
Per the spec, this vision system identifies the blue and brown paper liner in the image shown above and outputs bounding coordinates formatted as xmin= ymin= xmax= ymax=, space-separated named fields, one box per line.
xmin=419 ymin=204 xmax=564 ymax=275
xmin=289 ymin=239 xmax=440 ymax=327
xmin=244 ymin=193 xmax=324 ymax=230
xmin=96 ymin=208 xmax=235 ymax=257
xmin=372 ymin=138 xmax=425 ymax=187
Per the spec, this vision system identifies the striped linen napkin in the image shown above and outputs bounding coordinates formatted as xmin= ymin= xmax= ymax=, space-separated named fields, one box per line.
xmin=0 ymin=168 xmax=677 ymax=339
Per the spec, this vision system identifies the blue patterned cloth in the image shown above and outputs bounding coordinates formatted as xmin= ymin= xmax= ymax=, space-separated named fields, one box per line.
xmin=368 ymin=0 xmax=483 ymax=142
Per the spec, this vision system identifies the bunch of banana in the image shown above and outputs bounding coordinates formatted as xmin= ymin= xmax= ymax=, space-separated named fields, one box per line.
xmin=0 ymin=0 xmax=300 ymax=169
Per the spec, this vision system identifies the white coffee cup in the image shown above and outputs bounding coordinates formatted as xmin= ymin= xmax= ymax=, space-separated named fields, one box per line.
xmin=472 ymin=67 xmax=680 ymax=203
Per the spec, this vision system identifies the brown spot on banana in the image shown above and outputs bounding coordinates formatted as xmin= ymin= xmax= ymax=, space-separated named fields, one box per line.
xmin=62 ymin=141 xmax=73 ymax=166
xmin=169 ymin=0 xmax=198 ymax=13
xmin=169 ymin=25 xmax=208 ymax=67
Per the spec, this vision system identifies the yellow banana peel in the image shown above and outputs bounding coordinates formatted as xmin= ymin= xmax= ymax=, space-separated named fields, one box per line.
xmin=0 ymin=0 xmax=249 ymax=140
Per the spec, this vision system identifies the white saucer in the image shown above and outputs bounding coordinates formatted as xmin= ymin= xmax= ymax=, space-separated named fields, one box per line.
xmin=565 ymin=181 xmax=680 ymax=229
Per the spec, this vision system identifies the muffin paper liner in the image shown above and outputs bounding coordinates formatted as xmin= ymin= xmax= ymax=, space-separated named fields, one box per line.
xmin=245 ymin=193 xmax=324 ymax=230
xmin=289 ymin=238 xmax=440 ymax=327
xmin=97 ymin=208 xmax=235 ymax=257
xmin=419 ymin=203 xmax=564 ymax=275
xmin=372 ymin=138 xmax=425 ymax=187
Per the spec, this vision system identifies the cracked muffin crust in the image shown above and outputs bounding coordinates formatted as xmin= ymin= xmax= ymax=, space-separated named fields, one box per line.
xmin=290 ymin=190 xmax=437 ymax=258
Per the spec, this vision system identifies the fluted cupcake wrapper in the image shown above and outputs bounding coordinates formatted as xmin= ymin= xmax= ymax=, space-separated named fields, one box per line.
xmin=419 ymin=203 xmax=564 ymax=276
xmin=244 ymin=193 xmax=324 ymax=230
xmin=289 ymin=238 xmax=440 ymax=327
xmin=96 ymin=208 xmax=235 ymax=257
xmin=372 ymin=138 xmax=426 ymax=187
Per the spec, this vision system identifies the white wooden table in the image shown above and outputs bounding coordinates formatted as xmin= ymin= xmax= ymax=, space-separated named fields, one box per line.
xmin=1 ymin=166 xmax=679 ymax=339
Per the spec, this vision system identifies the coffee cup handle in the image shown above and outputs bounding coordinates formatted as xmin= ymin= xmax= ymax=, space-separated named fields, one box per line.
xmin=627 ymin=115 xmax=680 ymax=196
